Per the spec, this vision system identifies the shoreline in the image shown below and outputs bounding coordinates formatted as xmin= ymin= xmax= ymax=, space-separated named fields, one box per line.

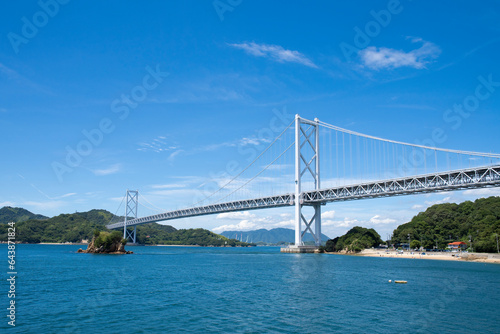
xmin=340 ymin=249 xmax=500 ymax=264
xmin=154 ymin=244 xmax=201 ymax=247
xmin=2 ymin=242 xmax=242 ymax=248
xmin=40 ymin=242 xmax=88 ymax=245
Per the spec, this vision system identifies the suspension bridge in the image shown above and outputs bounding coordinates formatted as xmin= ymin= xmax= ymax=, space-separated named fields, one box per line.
xmin=107 ymin=115 xmax=500 ymax=252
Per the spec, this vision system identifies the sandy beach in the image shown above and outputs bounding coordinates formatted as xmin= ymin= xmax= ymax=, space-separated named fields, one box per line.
xmin=355 ymin=249 xmax=500 ymax=264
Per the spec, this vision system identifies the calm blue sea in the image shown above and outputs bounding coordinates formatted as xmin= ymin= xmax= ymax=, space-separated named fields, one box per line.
xmin=1 ymin=245 xmax=499 ymax=333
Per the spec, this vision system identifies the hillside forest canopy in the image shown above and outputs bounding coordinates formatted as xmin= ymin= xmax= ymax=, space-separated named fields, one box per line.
xmin=0 ymin=207 xmax=251 ymax=247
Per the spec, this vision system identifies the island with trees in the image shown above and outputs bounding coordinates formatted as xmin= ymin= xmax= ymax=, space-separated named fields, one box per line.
xmin=320 ymin=226 xmax=383 ymax=253
xmin=78 ymin=230 xmax=132 ymax=254
xmin=0 ymin=207 xmax=252 ymax=247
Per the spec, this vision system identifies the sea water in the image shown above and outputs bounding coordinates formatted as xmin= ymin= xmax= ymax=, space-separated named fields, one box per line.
xmin=1 ymin=245 xmax=499 ymax=333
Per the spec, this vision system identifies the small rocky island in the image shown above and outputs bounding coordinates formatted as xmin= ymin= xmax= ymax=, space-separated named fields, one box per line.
xmin=78 ymin=230 xmax=133 ymax=254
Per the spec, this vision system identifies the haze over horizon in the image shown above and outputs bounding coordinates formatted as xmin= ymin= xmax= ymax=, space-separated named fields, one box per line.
xmin=1 ymin=1 xmax=500 ymax=239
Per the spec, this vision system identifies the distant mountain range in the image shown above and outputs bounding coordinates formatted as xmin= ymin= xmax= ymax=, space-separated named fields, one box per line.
xmin=220 ymin=228 xmax=330 ymax=244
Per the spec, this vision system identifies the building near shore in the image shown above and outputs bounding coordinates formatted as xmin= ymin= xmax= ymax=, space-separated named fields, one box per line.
xmin=447 ymin=241 xmax=467 ymax=251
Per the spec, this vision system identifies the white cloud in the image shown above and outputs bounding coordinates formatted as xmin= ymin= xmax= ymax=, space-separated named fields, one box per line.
xmin=0 ymin=63 xmax=20 ymax=79
xmin=274 ymin=219 xmax=294 ymax=228
xmin=138 ymin=135 xmax=181 ymax=154
xmin=321 ymin=211 xmax=335 ymax=219
xmin=0 ymin=201 xmax=15 ymax=207
xmin=322 ymin=217 xmax=358 ymax=228
xmin=92 ymin=164 xmax=121 ymax=176
xmin=212 ymin=211 xmax=295 ymax=233
xmin=148 ymin=188 xmax=201 ymax=198
xmin=411 ymin=204 xmax=424 ymax=210
xmin=359 ymin=39 xmax=441 ymax=70
xmin=213 ymin=220 xmax=258 ymax=233
xmin=0 ymin=62 xmax=52 ymax=94
xmin=17 ymin=174 xmax=78 ymax=201
xmin=369 ymin=215 xmax=396 ymax=225
xmin=425 ymin=196 xmax=452 ymax=206
xmin=168 ymin=150 xmax=184 ymax=162
xmin=153 ymin=131 xmax=279 ymax=164
xmin=151 ymin=183 xmax=187 ymax=189
xmin=322 ymin=210 xmax=336 ymax=219
xmin=463 ymin=188 xmax=500 ymax=197
xmin=239 ymin=137 xmax=272 ymax=146
xmin=216 ymin=211 xmax=256 ymax=220
xmin=22 ymin=201 xmax=65 ymax=211
xmin=149 ymin=74 xmax=246 ymax=105
xmin=229 ymin=42 xmax=318 ymax=68
xmin=58 ymin=193 xmax=76 ymax=199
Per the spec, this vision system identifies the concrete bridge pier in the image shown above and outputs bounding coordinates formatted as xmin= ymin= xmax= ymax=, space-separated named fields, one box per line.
xmin=280 ymin=246 xmax=319 ymax=253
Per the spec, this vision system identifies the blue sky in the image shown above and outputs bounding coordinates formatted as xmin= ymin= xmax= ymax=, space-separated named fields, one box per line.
xmin=1 ymin=0 xmax=500 ymax=239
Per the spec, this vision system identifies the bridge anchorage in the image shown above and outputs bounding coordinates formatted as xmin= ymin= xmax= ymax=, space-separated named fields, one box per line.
xmin=107 ymin=114 xmax=500 ymax=253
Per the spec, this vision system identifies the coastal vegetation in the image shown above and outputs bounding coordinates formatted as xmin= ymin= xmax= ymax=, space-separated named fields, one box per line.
xmin=391 ymin=196 xmax=500 ymax=252
xmin=0 ymin=209 xmax=111 ymax=244
xmin=136 ymin=226 xmax=247 ymax=247
xmin=321 ymin=226 xmax=383 ymax=253
xmin=321 ymin=197 xmax=500 ymax=253
xmin=93 ymin=230 xmax=126 ymax=249
xmin=0 ymin=206 xmax=48 ymax=223
xmin=78 ymin=230 xmax=132 ymax=254
xmin=0 ymin=207 xmax=251 ymax=247
xmin=2 ymin=196 xmax=499 ymax=252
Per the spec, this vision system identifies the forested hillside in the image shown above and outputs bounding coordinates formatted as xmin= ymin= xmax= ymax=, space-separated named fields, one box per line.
xmin=0 ymin=207 xmax=250 ymax=247
xmin=323 ymin=226 xmax=383 ymax=252
xmin=391 ymin=196 xmax=500 ymax=252
xmin=0 ymin=206 xmax=48 ymax=223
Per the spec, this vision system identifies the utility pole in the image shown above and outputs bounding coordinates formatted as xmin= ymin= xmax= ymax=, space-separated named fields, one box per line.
xmin=408 ymin=233 xmax=411 ymax=252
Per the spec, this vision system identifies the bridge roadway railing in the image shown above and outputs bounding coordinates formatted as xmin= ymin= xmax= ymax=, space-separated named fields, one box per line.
xmin=106 ymin=194 xmax=294 ymax=229
xmin=302 ymin=165 xmax=500 ymax=203
xmin=107 ymin=165 xmax=500 ymax=230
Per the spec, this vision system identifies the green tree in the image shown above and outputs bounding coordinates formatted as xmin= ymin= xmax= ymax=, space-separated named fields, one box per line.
xmin=324 ymin=226 xmax=383 ymax=252
xmin=410 ymin=240 xmax=420 ymax=249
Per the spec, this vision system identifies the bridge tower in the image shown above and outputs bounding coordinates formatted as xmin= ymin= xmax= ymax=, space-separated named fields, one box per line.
xmin=293 ymin=114 xmax=322 ymax=249
xmin=123 ymin=190 xmax=138 ymax=243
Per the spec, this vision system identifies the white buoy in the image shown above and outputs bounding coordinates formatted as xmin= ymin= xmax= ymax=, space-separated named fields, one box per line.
xmin=388 ymin=280 xmax=392 ymax=283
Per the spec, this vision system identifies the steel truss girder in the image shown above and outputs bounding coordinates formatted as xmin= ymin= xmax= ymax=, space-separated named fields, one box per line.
xmin=302 ymin=165 xmax=500 ymax=203
xmin=107 ymin=194 xmax=294 ymax=230
xmin=107 ymin=166 xmax=500 ymax=232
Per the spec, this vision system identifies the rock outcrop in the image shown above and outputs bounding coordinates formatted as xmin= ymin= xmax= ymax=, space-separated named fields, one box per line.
xmin=78 ymin=232 xmax=133 ymax=254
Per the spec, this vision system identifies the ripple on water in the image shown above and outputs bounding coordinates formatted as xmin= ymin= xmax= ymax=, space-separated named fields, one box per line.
xmin=2 ymin=245 xmax=499 ymax=334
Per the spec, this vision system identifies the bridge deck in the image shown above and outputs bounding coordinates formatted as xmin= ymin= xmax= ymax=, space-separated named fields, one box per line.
xmin=107 ymin=165 xmax=500 ymax=230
